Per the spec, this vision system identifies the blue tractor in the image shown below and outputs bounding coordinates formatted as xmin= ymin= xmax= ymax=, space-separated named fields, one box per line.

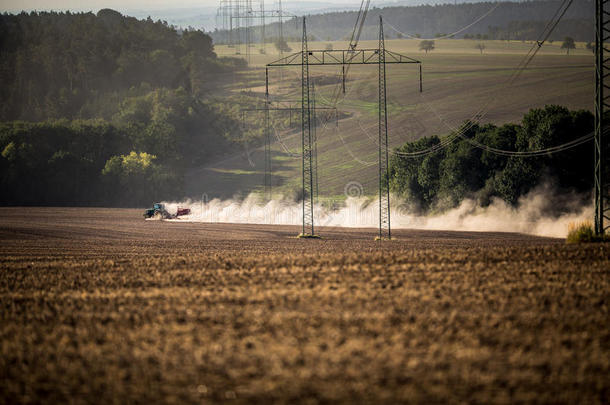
xmin=143 ymin=203 xmax=191 ymax=219
xmin=143 ymin=203 xmax=172 ymax=219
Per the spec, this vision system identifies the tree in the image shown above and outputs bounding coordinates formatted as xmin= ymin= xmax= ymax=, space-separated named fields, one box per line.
xmin=389 ymin=136 xmax=444 ymax=211
xmin=475 ymin=43 xmax=486 ymax=54
xmin=274 ymin=38 xmax=292 ymax=53
xmin=419 ymin=40 xmax=435 ymax=54
xmin=0 ymin=10 xmax=223 ymax=122
xmin=181 ymin=29 xmax=214 ymax=57
xmin=101 ymin=151 xmax=181 ymax=206
xmin=388 ymin=106 xmax=593 ymax=212
xmin=493 ymin=157 xmax=539 ymax=205
xmin=561 ymin=37 xmax=576 ymax=55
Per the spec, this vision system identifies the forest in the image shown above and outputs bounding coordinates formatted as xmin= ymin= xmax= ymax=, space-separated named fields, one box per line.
xmin=389 ymin=105 xmax=595 ymax=213
xmin=0 ymin=7 xmax=599 ymax=209
xmin=213 ymin=0 xmax=594 ymax=43
xmin=0 ymin=10 xmax=251 ymax=206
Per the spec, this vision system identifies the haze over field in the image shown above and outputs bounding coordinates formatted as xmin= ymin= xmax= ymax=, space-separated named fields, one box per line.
xmin=163 ymin=185 xmax=591 ymax=238
xmin=1 ymin=1 xmax=609 ymax=403
xmin=2 ymin=0 xmax=584 ymax=31
xmin=0 ymin=0 xmax=382 ymax=30
xmin=0 ymin=1 xmax=598 ymax=232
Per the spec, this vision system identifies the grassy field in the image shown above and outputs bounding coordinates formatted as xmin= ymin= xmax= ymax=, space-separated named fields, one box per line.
xmin=214 ymin=39 xmax=595 ymax=67
xmin=186 ymin=39 xmax=593 ymax=200
xmin=0 ymin=208 xmax=608 ymax=403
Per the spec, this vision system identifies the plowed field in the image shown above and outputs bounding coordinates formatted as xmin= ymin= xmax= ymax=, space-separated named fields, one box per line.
xmin=1 ymin=208 xmax=608 ymax=403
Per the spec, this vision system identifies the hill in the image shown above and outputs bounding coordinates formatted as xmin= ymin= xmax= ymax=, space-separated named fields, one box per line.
xmin=0 ymin=10 xmax=249 ymax=206
xmin=0 ymin=5 xmax=597 ymax=210
xmin=211 ymin=0 xmax=594 ymax=43
xmin=193 ymin=38 xmax=593 ymax=202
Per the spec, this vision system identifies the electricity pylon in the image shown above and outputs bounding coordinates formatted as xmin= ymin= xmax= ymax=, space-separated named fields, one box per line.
xmin=301 ymin=17 xmax=315 ymax=236
xmin=266 ymin=16 xmax=421 ymax=238
xmin=378 ymin=16 xmax=390 ymax=240
xmin=216 ymin=0 xmax=295 ymax=59
xmin=595 ymin=0 xmax=610 ymax=235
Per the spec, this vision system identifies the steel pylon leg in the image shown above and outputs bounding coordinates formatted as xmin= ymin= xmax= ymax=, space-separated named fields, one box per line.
xmin=264 ymin=98 xmax=272 ymax=201
xmin=312 ymin=81 xmax=319 ymax=205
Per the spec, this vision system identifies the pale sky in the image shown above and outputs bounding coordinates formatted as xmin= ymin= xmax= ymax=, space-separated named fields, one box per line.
xmin=0 ymin=0 xmax=219 ymax=11
xmin=0 ymin=0 xmax=363 ymax=12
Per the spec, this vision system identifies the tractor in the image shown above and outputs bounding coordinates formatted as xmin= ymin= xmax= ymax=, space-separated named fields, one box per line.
xmin=143 ymin=203 xmax=190 ymax=219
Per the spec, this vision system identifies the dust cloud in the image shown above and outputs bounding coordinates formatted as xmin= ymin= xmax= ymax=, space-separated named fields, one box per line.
xmin=163 ymin=186 xmax=590 ymax=238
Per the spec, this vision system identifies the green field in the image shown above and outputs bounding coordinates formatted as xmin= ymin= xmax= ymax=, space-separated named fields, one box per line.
xmin=187 ymin=39 xmax=593 ymax=200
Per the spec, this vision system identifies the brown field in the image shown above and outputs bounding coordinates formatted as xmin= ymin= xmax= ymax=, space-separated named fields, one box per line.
xmin=192 ymin=40 xmax=593 ymax=199
xmin=1 ymin=208 xmax=609 ymax=404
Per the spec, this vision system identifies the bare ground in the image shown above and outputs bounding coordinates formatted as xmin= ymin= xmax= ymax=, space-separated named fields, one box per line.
xmin=0 ymin=208 xmax=608 ymax=404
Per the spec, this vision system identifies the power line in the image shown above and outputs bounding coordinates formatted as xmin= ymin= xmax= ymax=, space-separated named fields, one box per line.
xmin=307 ymin=0 xmax=372 ymax=109
xmin=456 ymin=130 xmax=595 ymax=157
xmin=409 ymin=0 xmax=576 ymax=152
xmin=319 ymin=0 xmax=572 ymax=161
xmin=321 ymin=110 xmax=376 ymax=166
xmin=356 ymin=112 xmax=459 ymax=158
xmin=270 ymin=121 xmax=300 ymax=157
xmin=384 ymin=2 xmax=501 ymax=41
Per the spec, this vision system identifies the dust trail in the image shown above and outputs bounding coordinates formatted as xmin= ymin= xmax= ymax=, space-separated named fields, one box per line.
xmin=162 ymin=186 xmax=591 ymax=238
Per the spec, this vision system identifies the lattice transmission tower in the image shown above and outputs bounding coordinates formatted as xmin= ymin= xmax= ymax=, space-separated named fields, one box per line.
xmin=300 ymin=18 xmax=315 ymax=236
xmin=595 ymin=0 xmax=610 ymax=235
xmin=216 ymin=0 xmax=294 ymax=62
xmin=266 ymin=17 xmax=421 ymax=238
xmin=377 ymin=16 xmax=390 ymax=240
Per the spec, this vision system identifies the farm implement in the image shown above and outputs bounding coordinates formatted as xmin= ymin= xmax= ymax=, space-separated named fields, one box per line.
xmin=143 ymin=203 xmax=190 ymax=220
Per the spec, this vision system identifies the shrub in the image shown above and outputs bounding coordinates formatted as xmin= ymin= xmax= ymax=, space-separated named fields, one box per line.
xmin=566 ymin=221 xmax=608 ymax=243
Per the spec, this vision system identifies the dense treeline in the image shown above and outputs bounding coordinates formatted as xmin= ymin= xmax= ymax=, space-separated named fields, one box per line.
xmin=0 ymin=88 xmax=245 ymax=206
xmin=214 ymin=0 xmax=593 ymax=43
xmin=389 ymin=106 xmax=594 ymax=212
xmin=0 ymin=9 xmax=247 ymax=121
xmin=0 ymin=10 xmax=254 ymax=206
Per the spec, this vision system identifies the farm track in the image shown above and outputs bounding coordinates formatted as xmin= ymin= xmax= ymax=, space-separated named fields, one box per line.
xmin=0 ymin=208 xmax=608 ymax=404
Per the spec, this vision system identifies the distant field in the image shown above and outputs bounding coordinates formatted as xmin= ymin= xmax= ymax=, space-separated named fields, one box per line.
xmin=189 ymin=39 xmax=592 ymax=199
xmin=0 ymin=208 xmax=608 ymax=403
xmin=214 ymin=38 xmax=595 ymax=66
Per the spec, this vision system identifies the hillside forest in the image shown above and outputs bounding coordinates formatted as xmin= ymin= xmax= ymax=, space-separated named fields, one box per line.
xmin=0 ymin=10 xmax=270 ymax=206
xmin=212 ymin=0 xmax=594 ymax=43
xmin=0 ymin=4 xmax=599 ymax=210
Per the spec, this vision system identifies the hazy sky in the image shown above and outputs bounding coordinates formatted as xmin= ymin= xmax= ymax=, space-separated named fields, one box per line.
xmin=0 ymin=0 xmax=362 ymax=12
xmin=0 ymin=0 xmax=219 ymax=11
